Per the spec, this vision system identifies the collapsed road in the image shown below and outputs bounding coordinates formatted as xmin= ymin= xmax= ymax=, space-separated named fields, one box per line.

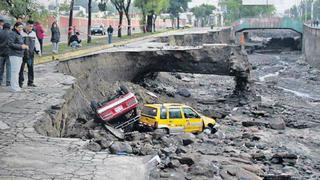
xmin=1 ymin=28 xmax=320 ymax=179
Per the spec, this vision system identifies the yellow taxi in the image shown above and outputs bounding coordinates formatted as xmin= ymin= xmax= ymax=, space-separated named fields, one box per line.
xmin=139 ymin=103 xmax=216 ymax=134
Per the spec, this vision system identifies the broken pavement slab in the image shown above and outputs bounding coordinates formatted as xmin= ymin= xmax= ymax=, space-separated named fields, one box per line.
xmin=0 ymin=62 xmax=150 ymax=179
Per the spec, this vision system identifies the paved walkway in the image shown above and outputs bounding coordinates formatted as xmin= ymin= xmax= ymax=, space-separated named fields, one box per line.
xmin=0 ymin=63 xmax=148 ymax=179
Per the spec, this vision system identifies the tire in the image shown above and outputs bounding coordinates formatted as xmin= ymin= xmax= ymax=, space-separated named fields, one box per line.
xmin=203 ymin=127 xmax=212 ymax=134
xmin=120 ymin=85 xmax=129 ymax=94
xmin=90 ymin=101 xmax=99 ymax=112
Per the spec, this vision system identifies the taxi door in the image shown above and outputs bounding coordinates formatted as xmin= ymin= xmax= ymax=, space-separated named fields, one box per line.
xmin=182 ymin=107 xmax=203 ymax=133
xmin=168 ymin=107 xmax=185 ymax=133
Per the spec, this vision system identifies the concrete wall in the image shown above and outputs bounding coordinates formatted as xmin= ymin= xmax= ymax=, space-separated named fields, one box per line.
xmin=303 ymin=24 xmax=320 ymax=69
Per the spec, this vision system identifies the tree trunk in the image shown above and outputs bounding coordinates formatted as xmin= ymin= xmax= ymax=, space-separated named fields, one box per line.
xmin=153 ymin=14 xmax=157 ymax=32
xmin=177 ymin=15 xmax=180 ymax=29
xmin=87 ymin=0 xmax=92 ymax=43
xmin=118 ymin=11 xmax=123 ymax=37
xmin=125 ymin=12 xmax=131 ymax=36
xmin=68 ymin=0 xmax=74 ymax=44
xmin=147 ymin=14 xmax=153 ymax=32
xmin=142 ymin=10 xmax=146 ymax=33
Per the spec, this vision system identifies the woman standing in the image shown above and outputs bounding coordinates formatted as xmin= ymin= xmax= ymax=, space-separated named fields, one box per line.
xmin=34 ymin=22 xmax=45 ymax=52
xmin=50 ymin=22 xmax=60 ymax=54
xmin=8 ymin=22 xmax=29 ymax=92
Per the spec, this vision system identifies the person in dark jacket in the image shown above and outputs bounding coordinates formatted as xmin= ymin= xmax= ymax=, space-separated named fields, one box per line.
xmin=69 ymin=32 xmax=82 ymax=49
xmin=8 ymin=22 xmax=29 ymax=92
xmin=51 ymin=21 xmax=60 ymax=54
xmin=0 ymin=23 xmax=11 ymax=86
xmin=107 ymin=25 xmax=114 ymax=44
xmin=19 ymin=20 xmax=41 ymax=87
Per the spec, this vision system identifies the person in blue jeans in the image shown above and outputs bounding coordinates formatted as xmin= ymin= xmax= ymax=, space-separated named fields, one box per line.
xmin=0 ymin=23 xmax=11 ymax=86
xmin=19 ymin=20 xmax=41 ymax=87
xmin=107 ymin=25 xmax=114 ymax=44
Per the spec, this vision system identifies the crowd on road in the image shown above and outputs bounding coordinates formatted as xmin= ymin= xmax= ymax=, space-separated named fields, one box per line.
xmin=0 ymin=18 xmax=115 ymax=93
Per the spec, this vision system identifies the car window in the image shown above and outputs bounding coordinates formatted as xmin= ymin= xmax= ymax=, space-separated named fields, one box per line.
xmin=183 ymin=108 xmax=200 ymax=118
xmin=160 ymin=108 xmax=167 ymax=119
xmin=169 ymin=108 xmax=182 ymax=119
xmin=142 ymin=106 xmax=157 ymax=117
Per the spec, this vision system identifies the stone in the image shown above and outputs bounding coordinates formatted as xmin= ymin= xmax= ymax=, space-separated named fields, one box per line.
xmin=182 ymin=133 xmax=196 ymax=146
xmin=242 ymin=120 xmax=267 ymax=127
xmin=263 ymin=174 xmax=291 ymax=180
xmin=161 ymin=146 xmax=176 ymax=156
xmin=85 ymin=141 xmax=102 ymax=152
xmin=152 ymin=129 xmax=167 ymax=140
xmin=176 ymin=155 xmax=196 ymax=166
xmin=109 ymin=141 xmax=133 ymax=154
xmin=269 ymin=118 xmax=286 ymax=130
xmin=251 ymin=152 xmax=266 ymax=161
xmin=99 ymin=139 xmax=113 ymax=149
xmin=220 ymin=165 xmax=261 ymax=180
xmin=169 ymin=159 xmax=181 ymax=168
xmin=140 ymin=143 xmax=156 ymax=155
xmin=177 ymin=88 xmax=191 ymax=97
xmin=271 ymin=153 xmax=298 ymax=165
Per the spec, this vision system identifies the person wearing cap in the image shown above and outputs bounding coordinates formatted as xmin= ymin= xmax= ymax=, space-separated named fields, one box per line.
xmin=0 ymin=23 xmax=11 ymax=86
xmin=8 ymin=22 xmax=29 ymax=92
xmin=0 ymin=19 xmax=4 ymax=29
xmin=19 ymin=20 xmax=41 ymax=87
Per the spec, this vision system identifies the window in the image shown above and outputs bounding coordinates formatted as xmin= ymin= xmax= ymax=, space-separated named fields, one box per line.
xmin=169 ymin=108 xmax=182 ymax=119
xmin=142 ymin=106 xmax=157 ymax=117
xmin=160 ymin=108 xmax=167 ymax=119
xmin=183 ymin=108 xmax=200 ymax=118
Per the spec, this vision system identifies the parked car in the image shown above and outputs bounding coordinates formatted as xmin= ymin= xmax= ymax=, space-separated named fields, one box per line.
xmin=91 ymin=85 xmax=138 ymax=123
xmin=91 ymin=26 xmax=106 ymax=35
xmin=139 ymin=103 xmax=216 ymax=134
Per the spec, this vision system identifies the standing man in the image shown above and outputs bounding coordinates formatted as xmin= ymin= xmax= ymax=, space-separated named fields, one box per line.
xmin=8 ymin=22 xmax=29 ymax=92
xmin=0 ymin=19 xmax=4 ymax=29
xmin=0 ymin=23 xmax=11 ymax=86
xmin=19 ymin=20 xmax=41 ymax=88
xmin=107 ymin=25 xmax=114 ymax=44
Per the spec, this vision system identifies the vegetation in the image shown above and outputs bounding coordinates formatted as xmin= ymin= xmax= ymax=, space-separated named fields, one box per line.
xmin=219 ymin=0 xmax=276 ymax=24
xmin=286 ymin=0 xmax=320 ymax=21
xmin=191 ymin=4 xmax=216 ymax=27
xmin=167 ymin=0 xmax=191 ymax=29
xmin=134 ymin=0 xmax=169 ymax=32
xmin=0 ymin=0 xmax=49 ymax=21
xmin=99 ymin=0 xmax=132 ymax=37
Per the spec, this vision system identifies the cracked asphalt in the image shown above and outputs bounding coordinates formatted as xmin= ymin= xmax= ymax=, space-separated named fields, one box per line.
xmin=0 ymin=63 xmax=148 ymax=180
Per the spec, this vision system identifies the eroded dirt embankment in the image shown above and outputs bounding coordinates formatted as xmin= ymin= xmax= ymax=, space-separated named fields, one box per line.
xmin=35 ymin=29 xmax=251 ymax=137
xmin=33 ymin=29 xmax=320 ymax=179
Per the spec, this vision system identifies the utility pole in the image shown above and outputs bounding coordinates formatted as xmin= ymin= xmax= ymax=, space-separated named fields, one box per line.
xmin=311 ymin=0 xmax=315 ymax=21
xmin=87 ymin=0 xmax=92 ymax=43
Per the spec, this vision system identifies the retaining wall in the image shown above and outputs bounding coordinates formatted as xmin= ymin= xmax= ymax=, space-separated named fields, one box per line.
xmin=303 ymin=24 xmax=320 ymax=68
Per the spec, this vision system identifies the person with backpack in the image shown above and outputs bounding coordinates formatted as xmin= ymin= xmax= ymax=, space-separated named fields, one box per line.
xmin=0 ymin=23 xmax=11 ymax=86
xmin=8 ymin=22 xmax=29 ymax=92
xmin=19 ymin=20 xmax=41 ymax=88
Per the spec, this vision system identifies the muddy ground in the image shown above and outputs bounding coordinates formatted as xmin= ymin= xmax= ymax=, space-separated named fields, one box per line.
xmin=36 ymin=30 xmax=320 ymax=179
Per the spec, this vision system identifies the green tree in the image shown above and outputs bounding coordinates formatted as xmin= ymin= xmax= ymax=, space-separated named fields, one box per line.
xmin=0 ymin=0 xmax=41 ymax=19
xmin=219 ymin=0 xmax=275 ymax=24
xmin=191 ymin=4 xmax=216 ymax=27
xmin=167 ymin=0 xmax=191 ymax=29
xmin=134 ymin=0 xmax=168 ymax=32
xmin=99 ymin=0 xmax=132 ymax=37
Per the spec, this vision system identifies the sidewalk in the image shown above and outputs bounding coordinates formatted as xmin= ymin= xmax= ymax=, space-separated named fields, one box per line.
xmin=37 ymin=30 xmax=173 ymax=64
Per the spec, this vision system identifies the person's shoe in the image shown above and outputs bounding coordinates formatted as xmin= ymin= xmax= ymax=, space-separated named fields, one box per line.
xmin=28 ymin=83 xmax=37 ymax=87
xmin=19 ymin=84 xmax=23 ymax=88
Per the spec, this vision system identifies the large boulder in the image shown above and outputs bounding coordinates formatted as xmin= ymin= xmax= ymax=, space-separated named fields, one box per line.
xmin=269 ymin=118 xmax=286 ymax=130
xmin=109 ymin=141 xmax=133 ymax=154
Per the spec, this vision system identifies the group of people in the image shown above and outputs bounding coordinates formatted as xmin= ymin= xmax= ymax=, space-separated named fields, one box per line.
xmin=0 ymin=20 xmax=42 ymax=92
xmin=311 ymin=19 xmax=320 ymax=27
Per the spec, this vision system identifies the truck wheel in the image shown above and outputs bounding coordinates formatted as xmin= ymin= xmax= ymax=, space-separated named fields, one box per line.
xmin=90 ymin=101 xmax=99 ymax=112
xmin=120 ymin=85 xmax=129 ymax=94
